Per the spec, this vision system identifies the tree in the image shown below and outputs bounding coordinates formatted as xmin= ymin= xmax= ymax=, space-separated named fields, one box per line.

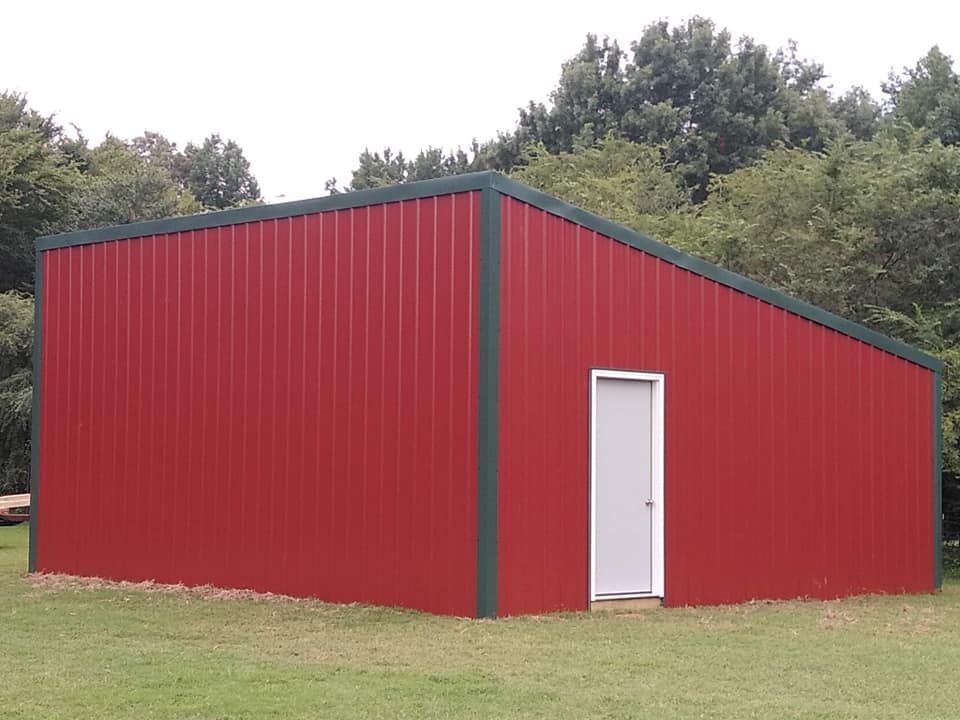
xmin=510 ymin=135 xmax=696 ymax=248
xmin=0 ymin=93 xmax=82 ymax=292
xmin=347 ymin=147 xmax=409 ymax=190
xmin=884 ymin=46 xmax=960 ymax=145
xmin=472 ymin=130 xmax=530 ymax=174
xmin=514 ymin=21 xmax=856 ymax=198
xmin=0 ymin=291 xmax=33 ymax=495
xmin=131 ymin=130 xmax=265 ymax=212
xmin=130 ymin=130 xmax=183 ymax=175
xmin=74 ymin=135 xmax=201 ymax=229
xmin=830 ymin=87 xmax=881 ymax=140
xmin=406 ymin=145 xmax=477 ymax=182
xmin=0 ymin=92 xmax=65 ymax=144
xmin=342 ymin=19 xmax=876 ymax=197
xmin=179 ymin=134 xmax=260 ymax=209
xmin=340 ymin=144 xmax=489 ymax=192
xmin=694 ymin=134 xmax=960 ymax=317
xmin=518 ymin=35 xmax=626 ymax=152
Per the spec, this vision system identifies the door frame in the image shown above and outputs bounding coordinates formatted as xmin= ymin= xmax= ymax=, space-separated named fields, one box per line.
xmin=589 ymin=369 xmax=665 ymax=601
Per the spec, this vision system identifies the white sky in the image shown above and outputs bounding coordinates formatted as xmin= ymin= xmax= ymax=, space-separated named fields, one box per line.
xmin=5 ymin=1 xmax=960 ymax=202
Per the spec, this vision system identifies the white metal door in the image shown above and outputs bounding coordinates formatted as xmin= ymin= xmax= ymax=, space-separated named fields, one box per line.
xmin=590 ymin=370 xmax=664 ymax=600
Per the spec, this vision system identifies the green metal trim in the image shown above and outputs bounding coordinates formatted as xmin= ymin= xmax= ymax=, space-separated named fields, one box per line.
xmin=28 ymin=249 xmax=42 ymax=573
xmin=488 ymin=174 xmax=943 ymax=373
xmin=37 ymin=172 xmax=496 ymax=251
xmin=934 ymin=371 xmax=943 ymax=589
xmin=476 ymin=186 xmax=501 ymax=618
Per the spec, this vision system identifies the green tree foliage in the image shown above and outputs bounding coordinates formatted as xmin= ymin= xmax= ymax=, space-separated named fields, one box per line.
xmin=0 ymin=93 xmax=82 ymax=293
xmin=342 ymin=18 xmax=886 ymax=198
xmin=335 ymin=131 xmax=537 ymax=193
xmin=518 ymin=21 xmax=870 ymax=198
xmin=130 ymin=130 xmax=184 ymax=175
xmin=517 ymin=35 xmax=626 ymax=153
xmin=346 ymin=147 xmax=409 ymax=189
xmin=695 ymin=135 xmax=960 ymax=318
xmin=75 ymin=135 xmax=201 ymax=228
xmin=510 ymin=135 xmax=701 ymax=252
xmin=0 ymin=291 xmax=33 ymax=495
xmin=337 ymin=144 xmax=489 ymax=192
xmin=179 ymin=134 xmax=261 ymax=209
xmin=884 ymin=46 xmax=960 ymax=145
xmin=830 ymin=87 xmax=882 ymax=141
xmin=130 ymin=130 xmax=259 ymax=211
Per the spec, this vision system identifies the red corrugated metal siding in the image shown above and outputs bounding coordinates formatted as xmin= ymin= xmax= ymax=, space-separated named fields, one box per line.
xmin=497 ymin=196 xmax=934 ymax=615
xmin=37 ymin=192 xmax=480 ymax=616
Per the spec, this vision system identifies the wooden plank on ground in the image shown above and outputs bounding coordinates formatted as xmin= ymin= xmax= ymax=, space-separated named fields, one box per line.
xmin=0 ymin=494 xmax=30 ymax=510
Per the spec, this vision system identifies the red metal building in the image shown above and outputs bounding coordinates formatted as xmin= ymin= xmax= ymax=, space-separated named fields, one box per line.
xmin=31 ymin=172 xmax=943 ymax=617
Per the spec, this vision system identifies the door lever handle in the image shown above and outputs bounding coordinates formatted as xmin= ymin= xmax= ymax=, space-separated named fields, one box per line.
xmin=645 ymin=499 xmax=655 ymax=506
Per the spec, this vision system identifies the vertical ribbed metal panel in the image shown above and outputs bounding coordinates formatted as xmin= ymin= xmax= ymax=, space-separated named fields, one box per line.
xmin=497 ymin=196 xmax=934 ymax=614
xmin=36 ymin=192 xmax=480 ymax=616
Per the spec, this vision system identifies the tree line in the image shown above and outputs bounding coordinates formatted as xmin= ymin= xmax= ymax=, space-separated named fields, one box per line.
xmin=333 ymin=18 xmax=959 ymax=197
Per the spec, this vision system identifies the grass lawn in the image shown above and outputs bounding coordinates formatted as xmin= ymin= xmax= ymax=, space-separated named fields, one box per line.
xmin=2 ymin=524 xmax=959 ymax=719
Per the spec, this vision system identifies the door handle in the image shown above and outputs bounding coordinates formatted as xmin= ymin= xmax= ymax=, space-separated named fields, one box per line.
xmin=645 ymin=499 xmax=655 ymax=506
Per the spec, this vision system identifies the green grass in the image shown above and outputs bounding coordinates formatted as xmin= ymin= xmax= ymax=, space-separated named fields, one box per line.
xmin=2 ymin=524 xmax=959 ymax=719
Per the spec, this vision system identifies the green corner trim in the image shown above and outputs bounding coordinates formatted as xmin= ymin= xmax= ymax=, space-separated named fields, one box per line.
xmin=934 ymin=371 xmax=943 ymax=589
xmin=476 ymin=186 xmax=501 ymax=619
xmin=28 ymin=249 xmax=42 ymax=573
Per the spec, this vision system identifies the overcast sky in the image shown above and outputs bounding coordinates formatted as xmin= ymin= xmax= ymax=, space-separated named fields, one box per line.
xmin=6 ymin=1 xmax=960 ymax=202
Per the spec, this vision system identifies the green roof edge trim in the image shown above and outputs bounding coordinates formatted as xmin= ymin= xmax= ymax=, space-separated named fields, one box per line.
xmin=38 ymin=170 xmax=941 ymax=372
xmin=37 ymin=172 xmax=495 ymax=251
xmin=488 ymin=174 xmax=942 ymax=373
